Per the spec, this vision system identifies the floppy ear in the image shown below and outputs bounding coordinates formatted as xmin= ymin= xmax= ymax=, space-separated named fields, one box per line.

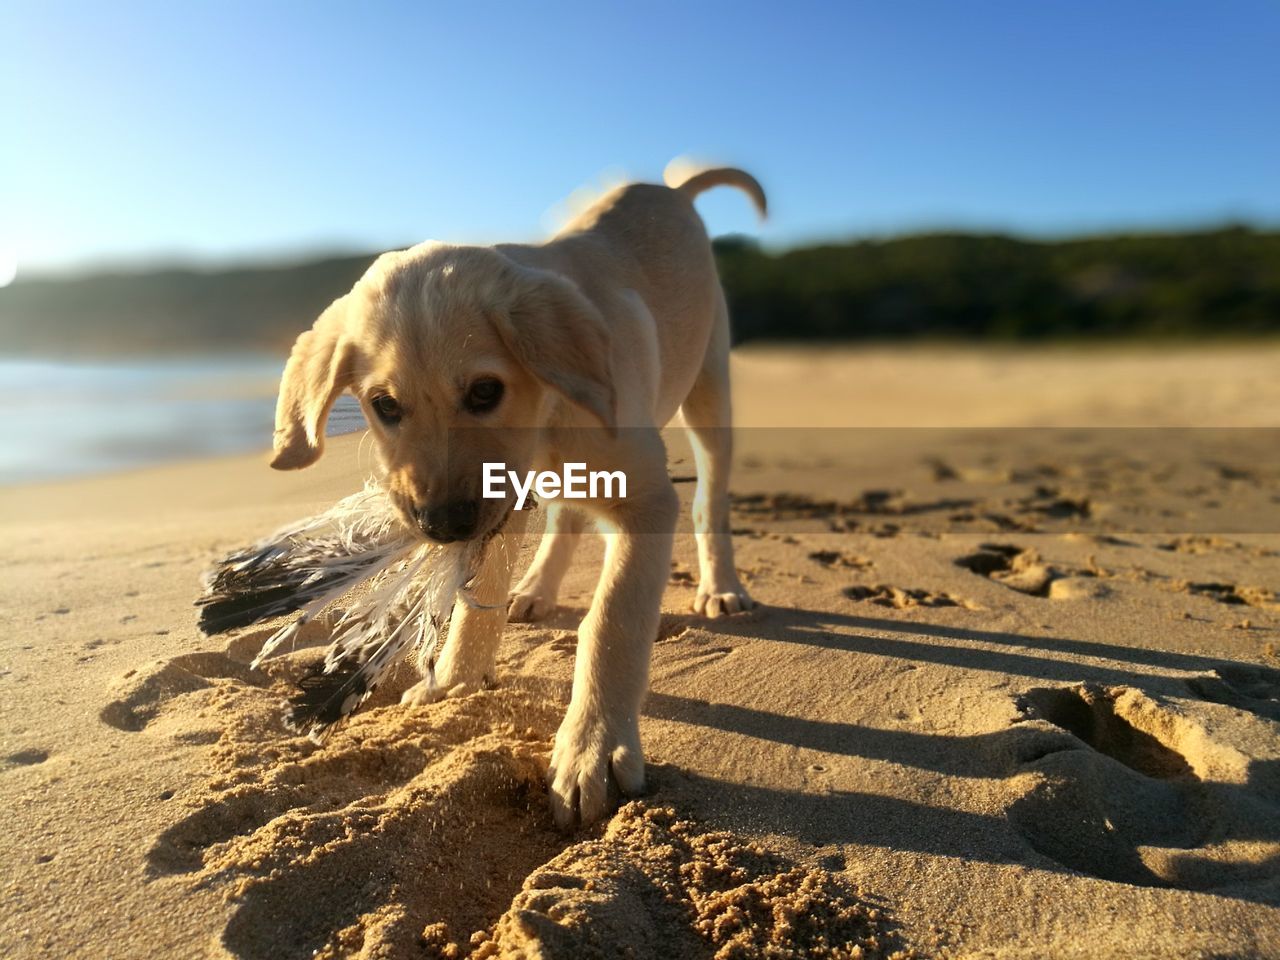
xmin=491 ymin=267 xmax=617 ymax=432
xmin=270 ymin=295 xmax=355 ymax=470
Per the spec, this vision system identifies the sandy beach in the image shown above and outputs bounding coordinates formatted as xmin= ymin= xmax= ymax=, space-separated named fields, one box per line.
xmin=3 ymin=343 xmax=1279 ymax=959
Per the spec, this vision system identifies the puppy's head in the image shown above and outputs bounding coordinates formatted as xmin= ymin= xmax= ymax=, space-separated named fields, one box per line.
xmin=271 ymin=244 xmax=615 ymax=543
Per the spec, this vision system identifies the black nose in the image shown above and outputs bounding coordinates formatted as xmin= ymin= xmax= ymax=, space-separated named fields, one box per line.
xmin=416 ymin=499 xmax=479 ymax=543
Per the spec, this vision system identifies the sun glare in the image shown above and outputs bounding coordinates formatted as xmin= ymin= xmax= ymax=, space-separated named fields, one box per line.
xmin=0 ymin=249 xmax=16 ymax=288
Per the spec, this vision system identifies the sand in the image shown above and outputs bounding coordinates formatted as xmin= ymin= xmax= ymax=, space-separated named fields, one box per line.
xmin=2 ymin=343 xmax=1279 ymax=959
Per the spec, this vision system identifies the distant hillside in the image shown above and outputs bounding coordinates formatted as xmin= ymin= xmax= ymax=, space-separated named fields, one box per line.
xmin=716 ymin=227 xmax=1280 ymax=342
xmin=0 ymin=254 xmax=379 ymax=355
xmin=2 ymin=228 xmax=1278 ymax=355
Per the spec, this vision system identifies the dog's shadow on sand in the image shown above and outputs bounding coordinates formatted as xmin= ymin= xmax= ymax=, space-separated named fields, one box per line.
xmin=638 ymin=604 xmax=1280 ymax=902
xmin=694 ymin=604 xmax=1280 ymax=693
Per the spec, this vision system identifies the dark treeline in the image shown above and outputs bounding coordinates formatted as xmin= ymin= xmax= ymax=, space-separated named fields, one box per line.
xmin=1 ymin=227 xmax=1277 ymax=354
xmin=715 ymin=227 xmax=1280 ymax=342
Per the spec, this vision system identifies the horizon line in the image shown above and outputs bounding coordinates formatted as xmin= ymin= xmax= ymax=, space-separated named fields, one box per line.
xmin=9 ymin=215 xmax=1280 ymax=285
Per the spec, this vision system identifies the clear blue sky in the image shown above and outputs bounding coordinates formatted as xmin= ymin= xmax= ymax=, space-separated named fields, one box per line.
xmin=5 ymin=0 xmax=1278 ymax=275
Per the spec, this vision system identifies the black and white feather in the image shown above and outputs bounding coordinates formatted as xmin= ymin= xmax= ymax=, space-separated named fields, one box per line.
xmin=196 ymin=482 xmax=472 ymax=740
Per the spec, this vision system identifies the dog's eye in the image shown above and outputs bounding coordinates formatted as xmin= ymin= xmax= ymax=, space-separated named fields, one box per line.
xmin=464 ymin=378 xmax=504 ymax=414
xmin=371 ymin=395 xmax=402 ymax=425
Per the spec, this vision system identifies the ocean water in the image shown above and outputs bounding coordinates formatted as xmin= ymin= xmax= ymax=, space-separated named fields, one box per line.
xmin=0 ymin=355 xmax=367 ymax=485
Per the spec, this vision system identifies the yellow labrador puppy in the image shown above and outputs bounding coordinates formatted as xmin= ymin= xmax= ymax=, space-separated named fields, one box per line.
xmin=270 ymin=164 xmax=763 ymax=827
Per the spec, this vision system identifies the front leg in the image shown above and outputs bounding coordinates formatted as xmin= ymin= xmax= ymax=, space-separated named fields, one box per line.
xmin=402 ymin=510 xmax=526 ymax=706
xmin=548 ymin=473 xmax=678 ymax=829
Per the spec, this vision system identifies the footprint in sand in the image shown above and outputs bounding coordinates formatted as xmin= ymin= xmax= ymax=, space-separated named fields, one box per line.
xmin=1007 ymin=683 xmax=1280 ymax=892
xmin=808 ymin=550 xmax=873 ymax=571
xmin=955 ymin=543 xmax=1107 ymax=600
xmin=669 ymin=561 xmax=696 ymax=585
xmin=4 ymin=748 xmax=50 ymax=768
xmin=844 ymin=584 xmax=976 ymax=610
xmin=1160 ymin=535 xmax=1277 ymax=558
xmin=1182 ymin=581 xmax=1278 ymax=609
xmin=1186 ymin=664 xmax=1280 ymax=722
xmin=729 ymin=490 xmax=910 ymax=536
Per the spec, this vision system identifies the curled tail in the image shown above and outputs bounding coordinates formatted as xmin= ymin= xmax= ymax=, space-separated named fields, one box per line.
xmin=665 ymin=163 xmax=767 ymax=219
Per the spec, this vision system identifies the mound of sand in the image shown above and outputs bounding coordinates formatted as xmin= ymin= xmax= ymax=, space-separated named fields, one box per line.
xmin=114 ymin=637 xmax=908 ymax=959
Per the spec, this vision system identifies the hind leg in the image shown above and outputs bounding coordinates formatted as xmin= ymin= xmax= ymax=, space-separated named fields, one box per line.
xmin=508 ymin=502 xmax=588 ymax=622
xmin=680 ymin=291 xmax=755 ymax=618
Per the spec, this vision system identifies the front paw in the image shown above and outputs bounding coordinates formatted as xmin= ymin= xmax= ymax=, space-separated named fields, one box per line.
xmin=547 ymin=705 xmax=645 ymax=830
xmin=693 ymin=579 xmax=756 ymax=618
xmin=400 ymin=675 xmax=484 ymax=707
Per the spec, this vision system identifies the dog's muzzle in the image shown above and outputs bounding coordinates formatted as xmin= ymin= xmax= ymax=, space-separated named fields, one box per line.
xmin=415 ymin=499 xmax=479 ymax=543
